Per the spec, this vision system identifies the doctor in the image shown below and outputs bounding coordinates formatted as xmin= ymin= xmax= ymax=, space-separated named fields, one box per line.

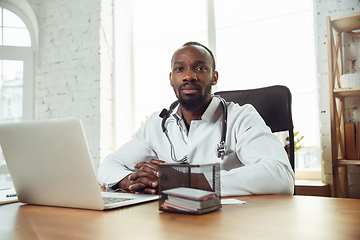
xmin=97 ymin=42 xmax=295 ymax=196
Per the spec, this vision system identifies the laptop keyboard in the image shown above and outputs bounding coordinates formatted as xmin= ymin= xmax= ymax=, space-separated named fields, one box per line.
xmin=103 ymin=197 xmax=134 ymax=205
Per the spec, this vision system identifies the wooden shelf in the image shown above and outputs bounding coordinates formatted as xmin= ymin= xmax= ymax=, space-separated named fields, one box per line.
xmin=338 ymin=160 xmax=360 ymax=166
xmin=327 ymin=12 xmax=360 ymax=198
xmin=330 ymin=12 xmax=360 ymax=33
xmin=334 ymin=87 xmax=360 ymax=98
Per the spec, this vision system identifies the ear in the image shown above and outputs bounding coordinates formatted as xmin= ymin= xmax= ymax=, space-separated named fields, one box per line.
xmin=169 ymin=72 xmax=173 ymax=86
xmin=212 ymin=71 xmax=219 ymax=85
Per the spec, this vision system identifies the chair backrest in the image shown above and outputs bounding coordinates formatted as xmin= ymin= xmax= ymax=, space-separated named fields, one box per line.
xmin=214 ymin=85 xmax=295 ymax=171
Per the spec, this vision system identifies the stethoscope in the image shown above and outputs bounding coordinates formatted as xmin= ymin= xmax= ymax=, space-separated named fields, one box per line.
xmin=159 ymin=96 xmax=227 ymax=163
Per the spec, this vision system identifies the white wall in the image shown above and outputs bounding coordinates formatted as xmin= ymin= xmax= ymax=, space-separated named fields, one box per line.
xmin=24 ymin=0 xmax=113 ymax=171
xmin=314 ymin=0 xmax=360 ymax=198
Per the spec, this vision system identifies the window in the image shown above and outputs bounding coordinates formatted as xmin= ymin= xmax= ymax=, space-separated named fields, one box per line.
xmin=1 ymin=60 xmax=24 ymax=122
xmin=1 ymin=7 xmax=31 ymax=46
xmin=213 ymin=0 xmax=320 ymax=178
xmin=114 ymin=0 xmax=320 ymax=177
xmin=0 ymin=6 xmax=34 ymax=180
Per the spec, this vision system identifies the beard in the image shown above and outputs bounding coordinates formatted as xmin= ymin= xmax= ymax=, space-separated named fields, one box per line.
xmin=173 ymin=81 xmax=213 ymax=112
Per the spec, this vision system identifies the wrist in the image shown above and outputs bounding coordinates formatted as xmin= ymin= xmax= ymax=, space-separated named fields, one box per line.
xmin=119 ymin=174 xmax=131 ymax=190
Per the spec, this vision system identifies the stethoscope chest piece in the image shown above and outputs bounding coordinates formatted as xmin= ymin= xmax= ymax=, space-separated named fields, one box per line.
xmin=216 ymin=141 xmax=226 ymax=158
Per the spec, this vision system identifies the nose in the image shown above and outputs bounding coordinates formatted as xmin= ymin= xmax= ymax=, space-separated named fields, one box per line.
xmin=183 ymin=68 xmax=197 ymax=82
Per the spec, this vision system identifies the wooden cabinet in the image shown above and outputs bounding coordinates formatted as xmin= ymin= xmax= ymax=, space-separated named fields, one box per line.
xmin=326 ymin=12 xmax=360 ymax=197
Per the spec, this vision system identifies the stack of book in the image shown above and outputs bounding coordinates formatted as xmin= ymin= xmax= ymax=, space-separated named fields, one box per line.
xmin=161 ymin=187 xmax=221 ymax=214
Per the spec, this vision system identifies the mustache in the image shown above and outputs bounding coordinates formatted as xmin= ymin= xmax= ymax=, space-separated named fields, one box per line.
xmin=179 ymin=82 xmax=203 ymax=90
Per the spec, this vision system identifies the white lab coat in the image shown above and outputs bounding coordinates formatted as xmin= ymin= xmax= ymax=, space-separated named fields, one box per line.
xmin=97 ymin=97 xmax=295 ymax=196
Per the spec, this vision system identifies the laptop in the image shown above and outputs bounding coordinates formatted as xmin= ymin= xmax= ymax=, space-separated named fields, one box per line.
xmin=0 ymin=117 xmax=159 ymax=210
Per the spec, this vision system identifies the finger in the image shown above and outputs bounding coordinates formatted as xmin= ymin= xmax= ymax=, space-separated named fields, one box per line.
xmin=128 ymin=170 xmax=157 ymax=181
xmin=128 ymin=182 xmax=147 ymax=192
xmin=129 ymin=181 xmax=157 ymax=193
xmin=149 ymin=159 xmax=166 ymax=164
xmin=150 ymin=160 xmax=166 ymax=178
xmin=133 ymin=161 xmax=159 ymax=170
xmin=134 ymin=159 xmax=165 ymax=169
xmin=130 ymin=176 xmax=158 ymax=188
xmin=133 ymin=161 xmax=147 ymax=169
xmin=142 ymin=187 xmax=157 ymax=194
xmin=133 ymin=164 xmax=160 ymax=178
xmin=139 ymin=165 xmax=160 ymax=177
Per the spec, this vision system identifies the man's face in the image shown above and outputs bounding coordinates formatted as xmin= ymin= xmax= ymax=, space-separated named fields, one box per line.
xmin=169 ymin=45 xmax=218 ymax=112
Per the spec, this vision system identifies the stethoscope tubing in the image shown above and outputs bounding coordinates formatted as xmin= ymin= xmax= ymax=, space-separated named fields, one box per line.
xmin=159 ymin=96 xmax=227 ymax=162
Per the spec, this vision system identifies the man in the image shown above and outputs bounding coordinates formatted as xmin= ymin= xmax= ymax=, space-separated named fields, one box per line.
xmin=97 ymin=42 xmax=294 ymax=196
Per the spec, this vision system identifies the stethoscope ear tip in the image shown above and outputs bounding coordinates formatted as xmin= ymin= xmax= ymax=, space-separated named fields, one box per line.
xmin=159 ymin=108 xmax=168 ymax=118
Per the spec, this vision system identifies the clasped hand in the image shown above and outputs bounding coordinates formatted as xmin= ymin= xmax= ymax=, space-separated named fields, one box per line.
xmin=121 ymin=159 xmax=165 ymax=194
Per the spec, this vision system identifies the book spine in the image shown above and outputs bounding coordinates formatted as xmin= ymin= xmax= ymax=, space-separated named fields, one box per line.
xmin=345 ymin=123 xmax=356 ymax=160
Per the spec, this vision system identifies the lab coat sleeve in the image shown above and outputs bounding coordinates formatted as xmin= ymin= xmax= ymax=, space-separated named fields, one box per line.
xmin=97 ymin=113 xmax=159 ymax=189
xmin=220 ymin=104 xmax=295 ymax=197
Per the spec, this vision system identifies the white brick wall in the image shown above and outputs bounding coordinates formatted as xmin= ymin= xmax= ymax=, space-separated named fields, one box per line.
xmin=99 ymin=0 xmax=114 ymax=168
xmin=25 ymin=0 xmax=113 ymax=171
xmin=314 ymin=0 xmax=360 ymax=198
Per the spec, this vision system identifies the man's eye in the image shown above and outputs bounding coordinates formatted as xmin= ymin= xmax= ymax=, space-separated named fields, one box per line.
xmin=174 ymin=67 xmax=184 ymax=71
xmin=196 ymin=66 xmax=207 ymax=71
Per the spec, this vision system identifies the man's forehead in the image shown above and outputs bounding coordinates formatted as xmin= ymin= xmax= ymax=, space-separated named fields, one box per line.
xmin=172 ymin=45 xmax=211 ymax=64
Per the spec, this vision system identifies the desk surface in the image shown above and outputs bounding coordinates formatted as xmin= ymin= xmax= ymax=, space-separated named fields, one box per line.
xmin=1 ymin=195 xmax=360 ymax=240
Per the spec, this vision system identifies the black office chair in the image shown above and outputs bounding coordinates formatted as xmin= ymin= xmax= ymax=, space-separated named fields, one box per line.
xmin=215 ymin=85 xmax=295 ymax=172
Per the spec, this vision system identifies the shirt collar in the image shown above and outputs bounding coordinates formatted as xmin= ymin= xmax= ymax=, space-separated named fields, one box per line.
xmin=202 ymin=96 xmax=221 ymax=122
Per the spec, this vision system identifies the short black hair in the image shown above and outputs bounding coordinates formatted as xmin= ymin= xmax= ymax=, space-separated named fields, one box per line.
xmin=171 ymin=41 xmax=216 ymax=72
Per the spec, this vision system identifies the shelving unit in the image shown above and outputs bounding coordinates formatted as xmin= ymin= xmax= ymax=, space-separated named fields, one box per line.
xmin=326 ymin=13 xmax=360 ymax=197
